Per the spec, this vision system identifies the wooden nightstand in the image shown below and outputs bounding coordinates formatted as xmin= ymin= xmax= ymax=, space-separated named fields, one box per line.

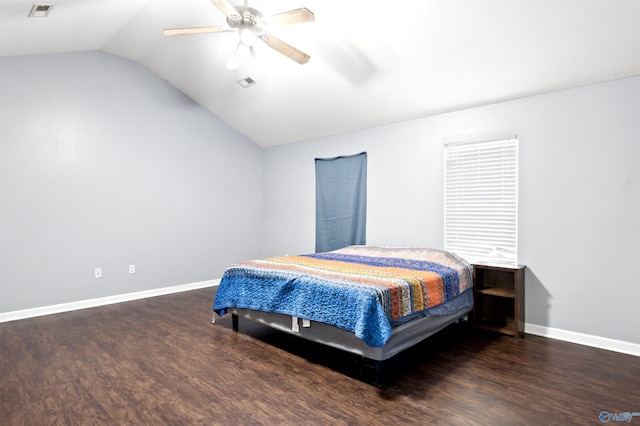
xmin=472 ymin=263 xmax=525 ymax=339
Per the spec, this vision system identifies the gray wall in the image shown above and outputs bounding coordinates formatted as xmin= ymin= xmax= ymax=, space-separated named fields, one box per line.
xmin=2 ymin=50 xmax=638 ymax=348
xmin=0 ymin=52 xmax=263 ymax=312
xmin=261 ymin=76 xmax=640 ymax=345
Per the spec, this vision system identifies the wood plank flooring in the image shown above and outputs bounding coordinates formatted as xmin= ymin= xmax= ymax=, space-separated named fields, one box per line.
xmin=1 ymin=287 xmax=639 ymax=425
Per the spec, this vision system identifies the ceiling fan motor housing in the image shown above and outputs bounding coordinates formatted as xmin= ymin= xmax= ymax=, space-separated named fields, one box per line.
xmin=227 ymin=7 xmax=263 ymax=30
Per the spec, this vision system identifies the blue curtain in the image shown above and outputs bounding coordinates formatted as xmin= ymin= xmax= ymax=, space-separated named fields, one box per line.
xmin=315 ymin=152 xmax=367 ymax=253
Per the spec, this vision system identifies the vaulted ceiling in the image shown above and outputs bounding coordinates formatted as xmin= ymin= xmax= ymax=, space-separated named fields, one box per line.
xmin=1 ymin=0 xmax=639 ymax=147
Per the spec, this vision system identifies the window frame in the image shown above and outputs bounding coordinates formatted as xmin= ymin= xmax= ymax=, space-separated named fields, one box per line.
xmin=444 ymin=136 xmax=519 ymax=265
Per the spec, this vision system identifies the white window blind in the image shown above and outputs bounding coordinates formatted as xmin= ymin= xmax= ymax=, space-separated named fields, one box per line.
xmin=444 ymin=137 xmax=519 ymax=265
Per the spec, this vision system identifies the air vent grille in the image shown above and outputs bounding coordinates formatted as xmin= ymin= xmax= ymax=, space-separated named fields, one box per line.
xmin=237 ymin=77 xmax=257 ymax=88
xmin=29 ymin=4 xmax=52 ymax=17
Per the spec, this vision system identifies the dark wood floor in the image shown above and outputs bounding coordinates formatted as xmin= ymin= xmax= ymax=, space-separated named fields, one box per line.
xmin=1 ymin=287 xmax=638 ymax=425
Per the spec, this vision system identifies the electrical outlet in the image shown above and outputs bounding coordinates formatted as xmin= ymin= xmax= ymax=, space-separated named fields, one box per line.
xmin=94 ymin=268 xmax=102 ymax=279
xmin=129 ymin=264 xmax=135 ymax=274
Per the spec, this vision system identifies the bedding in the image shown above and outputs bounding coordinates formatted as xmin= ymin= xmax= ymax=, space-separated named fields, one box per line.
xmin=213 ymin=246 xmax=473 ymax=347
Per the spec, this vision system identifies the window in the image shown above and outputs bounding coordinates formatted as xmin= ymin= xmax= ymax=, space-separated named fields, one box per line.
xmin=444 ymin=137 xmax=519 ymax=265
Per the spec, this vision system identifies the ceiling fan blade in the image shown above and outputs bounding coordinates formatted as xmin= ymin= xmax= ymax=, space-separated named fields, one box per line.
xmin=163 ymin=25 xmax=231 ymax=36
xmin=262 ymin=34 xmax=310 ymax=64
xmin=267 ymin=8 xmax=315 ymax=26
xmin=210 ymin=0 xmax=241 ymax=25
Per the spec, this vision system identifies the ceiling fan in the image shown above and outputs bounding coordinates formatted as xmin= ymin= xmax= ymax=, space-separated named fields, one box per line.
xmin=163 ymin=0 xmax=315 ymax=67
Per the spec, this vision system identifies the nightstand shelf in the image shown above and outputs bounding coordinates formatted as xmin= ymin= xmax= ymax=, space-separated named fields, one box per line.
xmin=472 ymin=263 xmax=525 ymax=339
xmin=475 ymin=287 xmax=515 ymax=298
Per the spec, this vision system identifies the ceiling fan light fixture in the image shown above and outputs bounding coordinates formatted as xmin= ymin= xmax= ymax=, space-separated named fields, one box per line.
xmin=239 ymin=28 xmax=257 ymax=46
xmin=227 ymin=43 xmax=252 ymax=70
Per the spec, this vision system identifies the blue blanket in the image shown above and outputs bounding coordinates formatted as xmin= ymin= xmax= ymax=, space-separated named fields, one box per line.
xmin=213 ymin=246 xmax=473 ymax=347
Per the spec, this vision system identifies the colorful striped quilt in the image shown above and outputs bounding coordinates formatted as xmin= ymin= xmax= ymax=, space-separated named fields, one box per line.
xmin=213 ymin=246 xmax=473 ymax=347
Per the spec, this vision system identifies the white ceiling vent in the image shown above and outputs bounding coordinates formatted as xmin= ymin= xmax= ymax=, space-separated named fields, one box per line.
xmin=236 ymin=77 xmax=257 ymax=89
xmin=29 ymin=4 xmax=53 ymax=17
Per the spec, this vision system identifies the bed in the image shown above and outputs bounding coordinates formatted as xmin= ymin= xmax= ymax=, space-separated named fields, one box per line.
xmin=212 ymin=245 xmax=473 ymax=384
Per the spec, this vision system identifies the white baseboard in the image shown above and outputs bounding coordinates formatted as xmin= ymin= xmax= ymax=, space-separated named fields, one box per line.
xmin=0 ymin=279 xmax=220 ymax=323
xmin=525 ymin=323 xmax=640 ymax=357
